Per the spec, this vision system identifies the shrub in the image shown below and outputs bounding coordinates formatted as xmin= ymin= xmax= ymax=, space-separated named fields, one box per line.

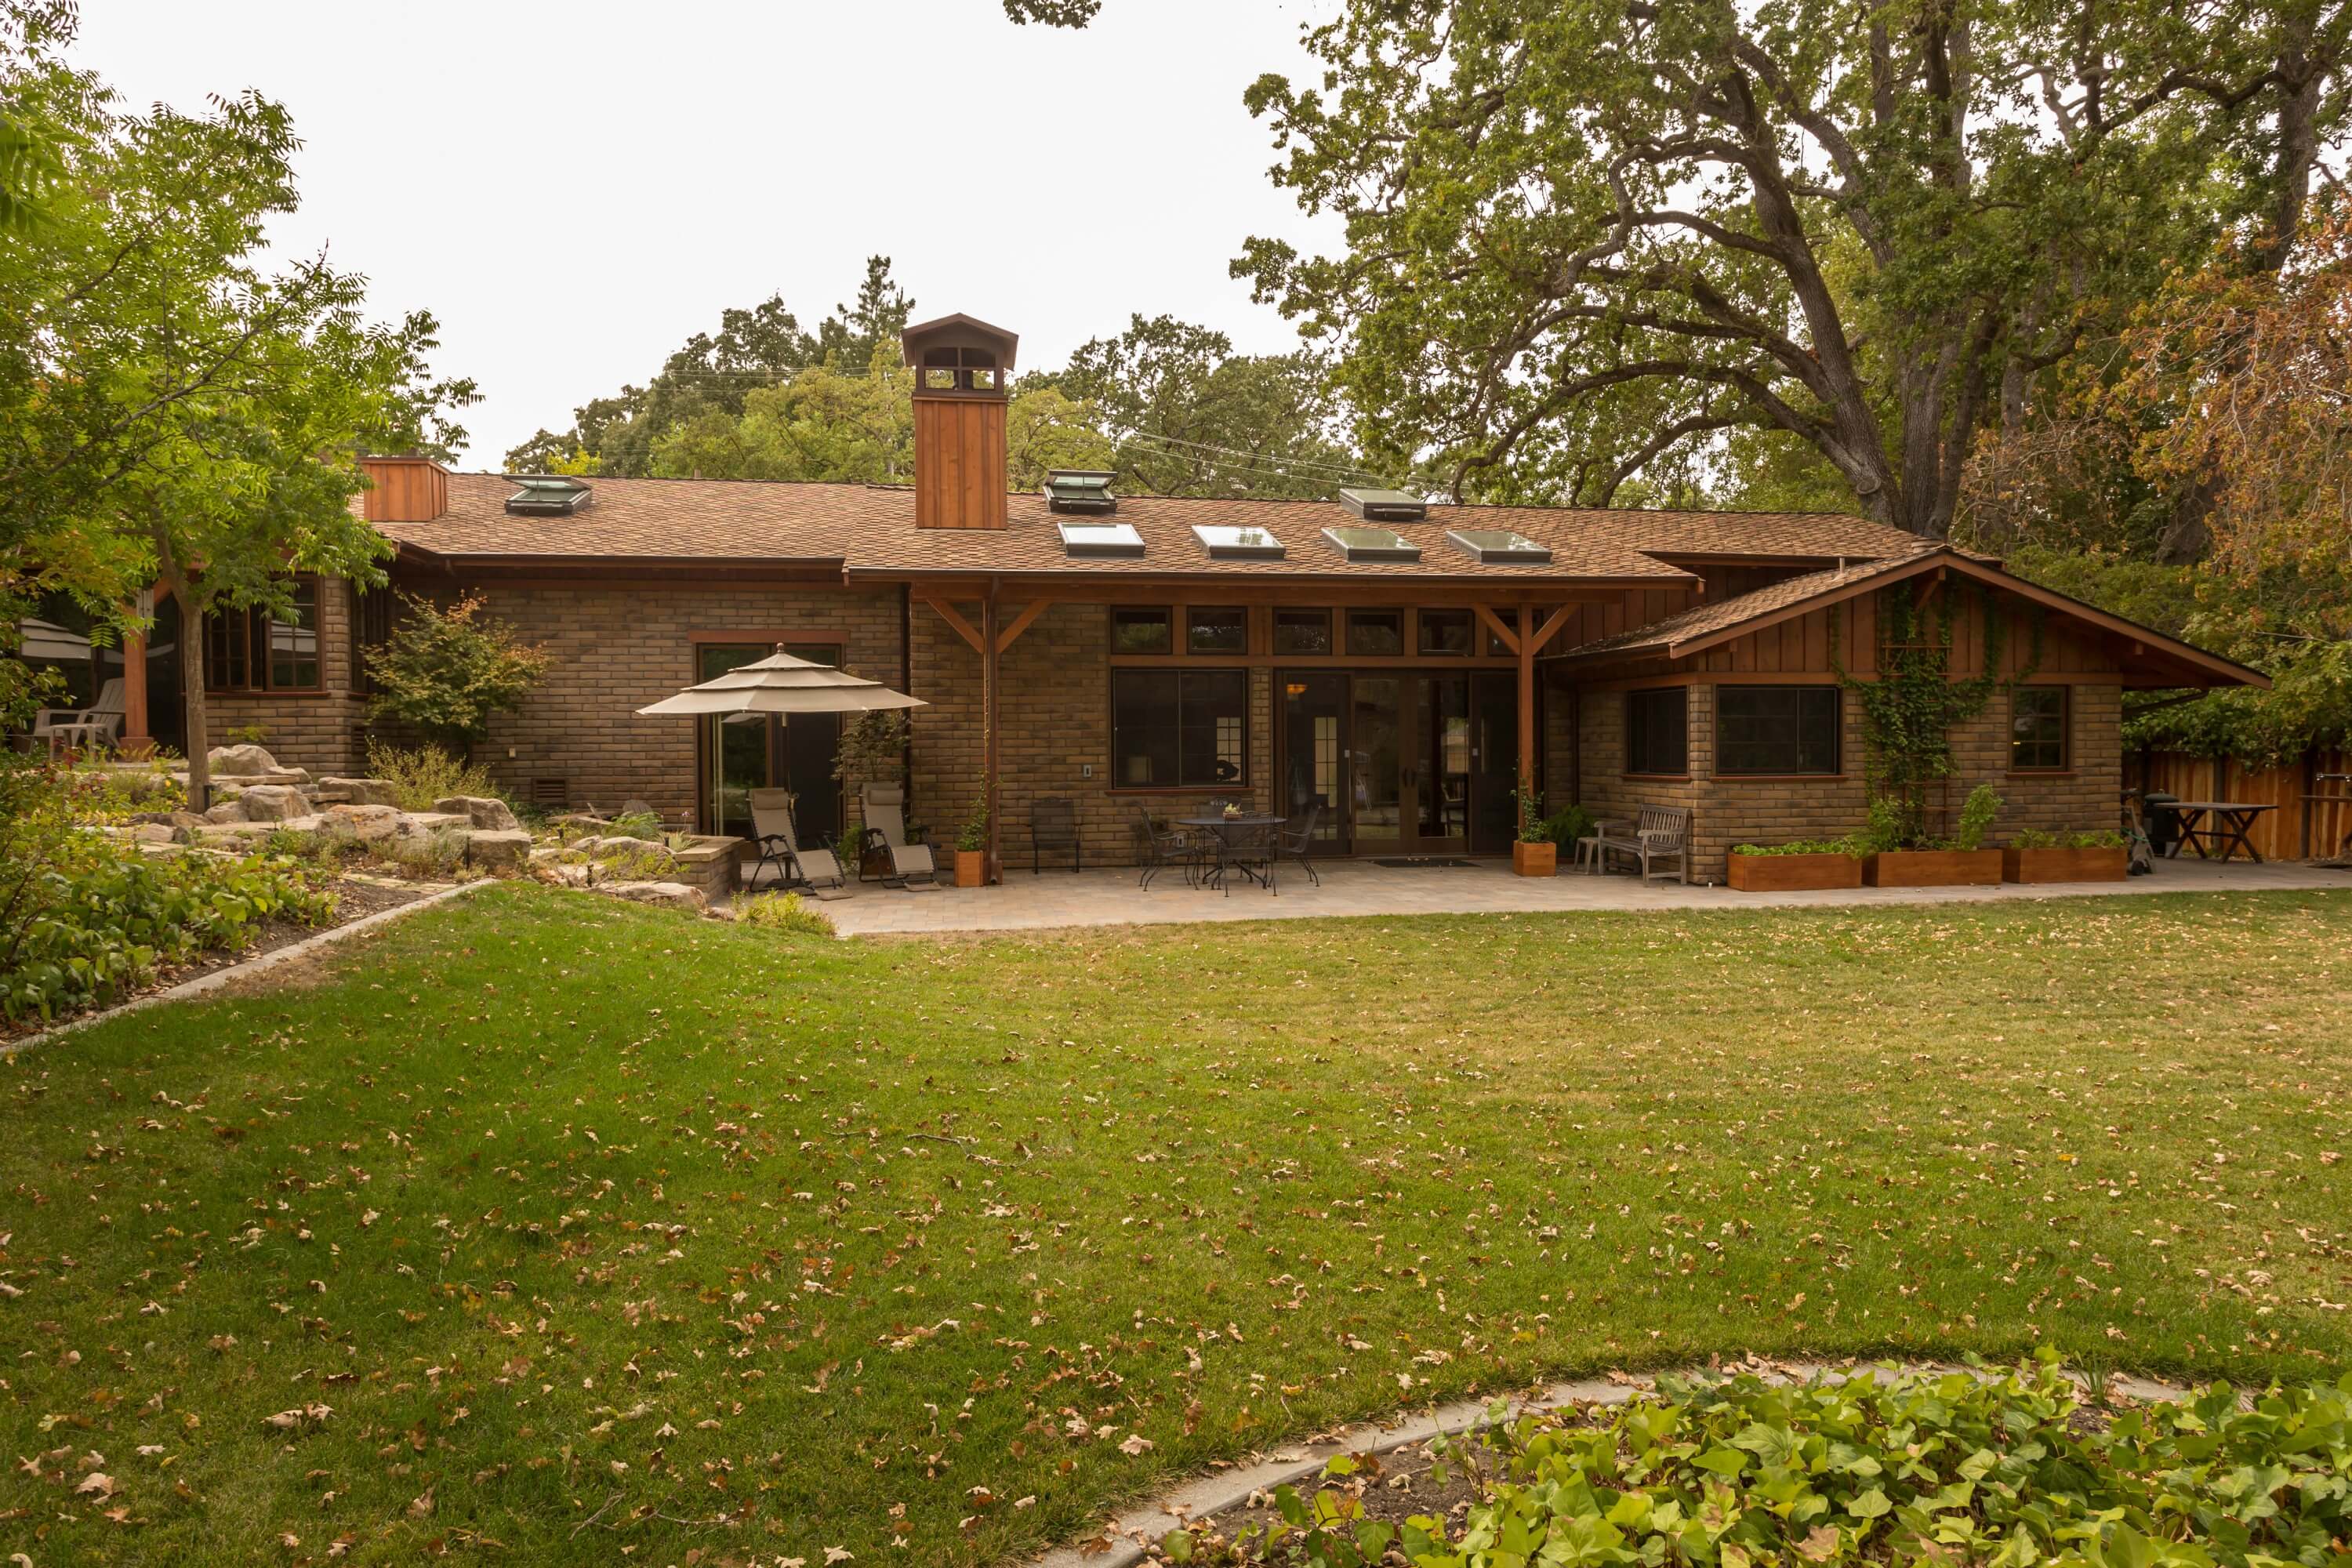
xmin=364 ymin=741 xmax=496 ymax=812
xmin=379 ymin=826 xmax=469 ymax=880
xmin=1731 ymin=836 xmax=1867 ymax=856
xmin=608 ymin=809 xmax=665 ymax=842
xmin=738 ymin=891 xmax=836 ymax=937
xmin=956 ymin=793 xmax=989 ymax=853
xmin=1951 ymin=780 xmax=2003 ymax=851
xmin=363 ymin=590 xmax=549 ymax=755
xmin=1537 ymin=803 xmax=1594 ymax=848
xmin=2015 ymin=826 xmax=2129 ymax=850
xmin=1199 ymin=1357 xmax=2352 ymax=1568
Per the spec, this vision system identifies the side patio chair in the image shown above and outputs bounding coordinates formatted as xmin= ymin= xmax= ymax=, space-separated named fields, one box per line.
xmin=1274 ymin=801 xmax=1323 ymax=887
xmin=858 ymin=782 xmax=938 ymax=887
xmin=1133 ymin=806 xmax=1199 ymax=891
xmin=1030 ymin=796 xmax=1081 ymax=874
xmin=747 ymin=789 xmax=847 ymax=897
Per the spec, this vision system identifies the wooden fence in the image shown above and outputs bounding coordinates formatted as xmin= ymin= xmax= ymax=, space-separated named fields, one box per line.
xmin=2132 ymin=747 xmax=2352 ymax=861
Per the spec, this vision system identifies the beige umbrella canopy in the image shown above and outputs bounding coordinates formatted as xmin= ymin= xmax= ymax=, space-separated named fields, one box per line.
xmin=635 ymin=646 xmax=926 ymax=717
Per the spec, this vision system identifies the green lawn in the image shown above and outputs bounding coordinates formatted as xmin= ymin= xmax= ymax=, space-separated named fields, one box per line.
xmin=4 ymin=885 xmax=2350 ymax=1566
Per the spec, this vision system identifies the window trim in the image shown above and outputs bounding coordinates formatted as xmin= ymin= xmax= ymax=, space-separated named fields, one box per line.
xmin=1185 ymin=605 xmax=1249 ymax=656
xmin=2008 ymin=684 xmax=2071 ymax=773
xmin=206 ymin=574 xmax=325 ymax=695
xmin=1109 ymin=605 xmax=1174 ymax=656
xmin=1416 ymin=608 xmax=1475 ymax=657
xmin=1622 ymin=685 xmax=1690 ymax=779
xmin=1345 ymin=607 xmax=1406 ymax=658
xmin=1714 ymin=684 xmax=1842 ymax=778
xmin=1270 ymin=607 xmax=1334 ymax=656
xmin=1109 ymin=666 xmax=1250 ymax=790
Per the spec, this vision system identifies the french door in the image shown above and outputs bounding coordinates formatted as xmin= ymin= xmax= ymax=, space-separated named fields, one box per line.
xmin=695 ymin=643 xmax=844 ymax=841
xmin=1280 ymin=671 xmax=1520 ymax=856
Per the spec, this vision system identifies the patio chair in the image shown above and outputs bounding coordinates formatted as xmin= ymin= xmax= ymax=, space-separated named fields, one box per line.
xmin=1274 ymin=801 xmax=1323 ymax=887
xmin=746 ymin=788 xmax=846 ymax=897
xmin=32 ymin=677 xmax=123 ymax=757
xmin=858 ymin=782 xmax=937 ymax=887
xmin=1030 ymin=796 xmax=1081 ymax=874
xmin=1600 ymin=804 xmax=1691 ymax=886
xmin=1134 ymin=806 xmax=1200 ymax=891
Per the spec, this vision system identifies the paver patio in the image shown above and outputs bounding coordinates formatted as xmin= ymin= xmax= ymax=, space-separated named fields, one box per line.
xmin=812 ymin=852 xmax=2351 ymax=935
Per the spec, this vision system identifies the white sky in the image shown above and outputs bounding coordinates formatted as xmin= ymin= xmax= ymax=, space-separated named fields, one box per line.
xmin=75 ymin=0 xmax=1345 ymax=468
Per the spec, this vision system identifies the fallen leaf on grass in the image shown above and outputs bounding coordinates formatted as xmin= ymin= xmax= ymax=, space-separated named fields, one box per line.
xmin=74 ymin=1472 xmax=114 ymax=1497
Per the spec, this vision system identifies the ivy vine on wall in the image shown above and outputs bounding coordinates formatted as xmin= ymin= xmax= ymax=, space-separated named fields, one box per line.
xmin=1828 ymin=581 xmax=2043 ymax=842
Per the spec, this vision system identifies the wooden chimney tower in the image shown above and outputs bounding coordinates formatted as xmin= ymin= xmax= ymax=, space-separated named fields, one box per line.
xmin=901 ymin=313 xmax=1018 ymax=529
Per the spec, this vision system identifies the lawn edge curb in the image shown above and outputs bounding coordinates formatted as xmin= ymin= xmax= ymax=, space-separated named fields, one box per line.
xmin=1026 ymin=1361 xmax=2190 ymax=1568
xmin=2 ymin=879 xmax=489 ymax=1058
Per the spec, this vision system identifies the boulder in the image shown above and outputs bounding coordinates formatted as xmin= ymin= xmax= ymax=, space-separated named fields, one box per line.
xmin=207 ymin=742 xmax=281 ymax=777
xmin=574 ymin=834 xmax=677 ymax=870
xmin=465 ymin=829 xmax=533 ymax=871
xmin=318 ymin=776 xmax=401 ymax=807
xmin=435 ymin=795 xmax=521 ymax=832
xmin=325 ymin=804 xmax=403 ymax=843
xmin=191 ymin=822 xmax=274 ymax=847
xmin=130 ymin=822 xmax=181 ymax=845
xmin=202 ymin=797 xmax=249 ymax=824
xmin=236 ymin=784 xmax=308 ymax=822
xmin=394 ymin=811 xmax=471 ymax=837
xmin=601 ymin=880 xmax=707 ymax=913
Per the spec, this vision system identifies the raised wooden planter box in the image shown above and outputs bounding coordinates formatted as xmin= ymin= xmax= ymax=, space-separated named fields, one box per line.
xmin=1512 ymin=840 xmax=1558 ymax=877
xmin=1864 ymin=849 xmax=2005 ymax=887
xmin=2002 ymin=846 xmax=2129 ymax=884
xmin=953 ymin=849 xmax=987 ymax=888
xmin=1726 ymin=851 xmax=1864 ymax=891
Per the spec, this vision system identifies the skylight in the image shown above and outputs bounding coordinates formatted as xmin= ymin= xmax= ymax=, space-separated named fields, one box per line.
xmin=1192 ymin=524 xmax=1284 ymax=560
xmin=1338 ymin=486 xmax=1428 ymax=523
xmin=1057 ymin=520 xmax=1145 ymax=559
xmin=1044 ymin=470 xmax=1117 ymax=514
xmin=1446 ymin=528 xmax=1552 ymax=564
xmin=503 ymin=475 xmax=592 ymax=517
xmin=1321 ymin=525 xmax=1421 ymax=563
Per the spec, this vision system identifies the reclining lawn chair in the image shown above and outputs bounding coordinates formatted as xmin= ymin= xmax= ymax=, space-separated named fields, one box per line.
xmin=858 ymin=782 xmax=937 ymax=887
xmin=747 ymin=789 xmax=848 ymax=897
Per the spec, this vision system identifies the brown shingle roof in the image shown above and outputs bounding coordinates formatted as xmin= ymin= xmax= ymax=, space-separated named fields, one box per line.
xmin=1550 ymin=551 xmax=1940 ymax=661
xmin=376 ymin=472 xmax=1931 ymax=583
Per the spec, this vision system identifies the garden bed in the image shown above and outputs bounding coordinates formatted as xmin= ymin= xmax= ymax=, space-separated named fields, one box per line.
xmin=1726 ymin=849 xmax=1864 ymax=891
xmin=1864 ymin=848 xmax=2005 ymax=886
xmin=2004 ymin=844 xmax=2130 ymax=883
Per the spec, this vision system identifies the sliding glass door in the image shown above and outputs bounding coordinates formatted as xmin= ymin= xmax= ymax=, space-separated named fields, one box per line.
xmin=1279 ymin=670 xmax=1512 ymax=857
xmin=694 ymin=643 xmax=844 ymax=840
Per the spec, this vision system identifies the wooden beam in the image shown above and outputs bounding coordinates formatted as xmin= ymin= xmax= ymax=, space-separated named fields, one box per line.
xmin=1528 ymin=603 xmax=1577 ymax=656
xmin=994 ymin=599 xmax=1051 ymax=654
xmin=1516 ymin=604 xmax=1537 ymax=809
xmin=1472 ymin=604 xmax=1520 ymax=656
xmin=921 ymin=597 xmax=984 ymax=654
xmin=982 ymin=590 xmax=1002 ymax=884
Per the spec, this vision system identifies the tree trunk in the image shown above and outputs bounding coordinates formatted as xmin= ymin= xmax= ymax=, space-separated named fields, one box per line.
xmin=152 ymin=528 xmax=210 ymax=814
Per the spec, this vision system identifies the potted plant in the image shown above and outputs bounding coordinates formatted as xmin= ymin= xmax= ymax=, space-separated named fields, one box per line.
xmin=1512 ymin=787 xmax=1556 ymax=877
xmin=953 ymin=791 xmax=989 ymax=887
xmin=2002 ymin=827 xmax=2129 ymax=884
xmin=1864 ymin=783 xmax=2006 ymax=887
xmin=1726 ymin=836 xmax=1867 ymax=891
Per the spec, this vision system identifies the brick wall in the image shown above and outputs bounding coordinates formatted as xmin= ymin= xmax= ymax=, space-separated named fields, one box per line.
xmin=205 ymin=580 xmax=368 ymax=776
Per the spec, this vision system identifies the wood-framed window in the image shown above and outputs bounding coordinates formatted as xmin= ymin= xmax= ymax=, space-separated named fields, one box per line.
xmin=1417 ymin=608 xmax=1474 ymax=655
xmin=207 ymin=576 xmax=321 ymax=693
xmin=1185 ymin=606 xmax=1247 ymax=655
xmin=1272 ymin=608 xmax=1333 ymax=655
xmin=1345 ymin=608 xmax=1403 ymax=656
xmin=1623 ymin=686 xmax=1689 ymax=775
xmin=353 ymin=582 xmax=394 ymax=695
xmin=1110 ymin=668 xmax=1247 ymax=788
xmin=1110 ymin=606 xmax=1173 ymax=655
xmin=1716 ymin=685 xmax=1841 ymax=775
xmin=2009 ymin=685 xmax=2069 ymax=771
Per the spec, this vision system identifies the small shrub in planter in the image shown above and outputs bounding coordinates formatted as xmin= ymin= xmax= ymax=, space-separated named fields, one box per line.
xmin=2005 ymin=826 xmax=2130 ymax=883
xmin=1865 ymin=782 xmax=2005 ymax=886
xmin=1511 ymin=788 xmax=1556 ymax=877
xmin=953 ymin=793 xmax=989 ymax=887
xmin=1726 ymin=836 xmax=1867 ymax=891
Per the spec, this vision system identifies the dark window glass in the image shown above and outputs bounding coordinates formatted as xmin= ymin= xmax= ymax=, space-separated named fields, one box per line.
xmin=1272 ymin=608 xmax=1332 ymax=655
xmin=1110 ymin=607 xmax=1172 ymax=655
xmin=2011 ymin=687 xmax=2068 ymax=770
xmin=1623 ymin=687 xmax=1689 ymax=775
xmin=1187 ymin=606 xmax=1247 ymax=655
xmin=1347 ymin=608 xmax=1403 ymax=656
xmin=268 ymin=579 xmax=320 ymax=690
xmin=1716 ymin=686 xmax=1840 ymax=774
xmin=205 ymin=608 xmax=249 ymax=691
xmin=1112 ymin=670 xmax=1247 ymax=788
xmin=1418 ymin=608 xmax=1473 ymax=656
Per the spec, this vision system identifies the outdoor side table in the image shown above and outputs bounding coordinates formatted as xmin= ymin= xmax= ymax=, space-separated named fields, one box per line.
xmin=2164 ymin=801 xmax=2277 ymax=863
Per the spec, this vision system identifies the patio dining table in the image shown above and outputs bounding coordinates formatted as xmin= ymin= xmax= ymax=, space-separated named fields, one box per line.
xmin=1178 ymin=813 xmax=1287 ymax=895
xmin=2163 ymin=800 xmax=2278 ymax=863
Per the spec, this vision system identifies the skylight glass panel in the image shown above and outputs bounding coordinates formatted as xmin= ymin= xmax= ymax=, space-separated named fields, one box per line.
xmin=1446 ymin=528 xmax=1552 ymax=564
xmin=1321 ymin=525 xmax=1421 ymax=563
xmin=1058 ymin=520 xmax=1145 ymax=558
xmin=1192 ymin=524 xmax=1284 ymax=560
xmin=503 ymin=475 xmax=592 ymax=517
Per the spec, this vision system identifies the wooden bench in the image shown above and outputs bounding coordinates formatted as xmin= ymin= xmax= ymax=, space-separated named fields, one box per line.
xmin=1599 ymin=804 xmax=1691 ymax=886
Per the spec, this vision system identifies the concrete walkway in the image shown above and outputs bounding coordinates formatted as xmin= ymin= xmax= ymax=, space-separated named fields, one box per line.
xmin=822 ymin=852 xmax=2349 ymax=937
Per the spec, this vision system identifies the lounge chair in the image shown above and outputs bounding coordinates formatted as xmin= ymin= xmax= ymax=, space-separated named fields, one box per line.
xmin=858 ymin=782 xmax=937 ymax=887
xmin=747 ymin=788 xmax=846 ymax=896
xmin=32 ymin=677 xmax=123 ymax=757
xmin=1030 ymin=796 xmax=1081 ymax=874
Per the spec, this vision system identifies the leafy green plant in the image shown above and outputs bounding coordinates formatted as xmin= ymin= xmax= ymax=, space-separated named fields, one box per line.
xmin=363 ymin=591 xmax=549 ymax=757
xmin=608 ymin=809 xmax=664 ymax=842
xmin=1512 ymin=786 xmax=1544 ymax=844
xmin=379 ymin=826 xmax=469 ymax=880
xmin=956 ymin=792 xmax=990 ymax=854
xmin=738 ymin=891 xmax=836 ymax=938
xmin=363 ymin=740 xmax=497 ymax=812
xmin=221 ymin=721 xmax=269 ymax=746
xmin=1951 ymin=781 xmax=2003 ymax=851
xmin=833 ymin=709 xmax=910 ymax=786
xmin=1732 ymin=836 xmax=1867 ymax=856
xmin=2014 ymin=826 xmax=2129 ymax=850
xmin=1860 ymin=791 xmax=1915 ymax=855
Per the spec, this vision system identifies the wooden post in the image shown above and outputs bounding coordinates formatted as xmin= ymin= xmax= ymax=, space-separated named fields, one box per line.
xmin=982 ymin=587 xmax=1001 ymax=884
xmin=118 ymin=586 xmax=154 ymax=759
xmin=1516 ymin=604 xmax=1536 ymax=811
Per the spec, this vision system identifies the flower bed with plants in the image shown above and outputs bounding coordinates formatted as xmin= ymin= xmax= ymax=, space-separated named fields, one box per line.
xmin=1863 ymin=783 xmax=2007 ymax=887
xmin=2005 ymin=827 xmax=2131 ymax=883
xmin=1725 ymin=837 xmax=1867 ymax=891
xmin=1166 ymin=1357 xmax=2352 ymax=1567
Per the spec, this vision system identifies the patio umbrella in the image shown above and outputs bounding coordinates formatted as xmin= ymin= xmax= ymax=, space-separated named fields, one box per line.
xmin=634 ymin=646 xmax=926 ymax=717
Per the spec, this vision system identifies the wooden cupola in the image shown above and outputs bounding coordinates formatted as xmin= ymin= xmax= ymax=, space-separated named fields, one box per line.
xmin=902 ymin=313 xmax=1018 ymax=530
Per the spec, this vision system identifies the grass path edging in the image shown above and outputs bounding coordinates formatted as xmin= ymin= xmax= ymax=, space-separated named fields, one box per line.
xmin=1029 ymin=1360 xmax=2192 ymax=1568
xmin=1 ymin=879 xmax=487 ymax=1059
